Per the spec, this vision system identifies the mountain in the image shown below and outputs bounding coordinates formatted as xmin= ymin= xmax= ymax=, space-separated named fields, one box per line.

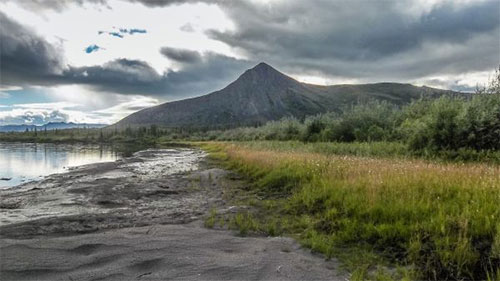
xmin=42 ymin=122 xmax=107 ymax=130
xmin=113 ymin=62 xmax=458 ymax=129
xmin=0 ymin=122 xmax=106 ymax=132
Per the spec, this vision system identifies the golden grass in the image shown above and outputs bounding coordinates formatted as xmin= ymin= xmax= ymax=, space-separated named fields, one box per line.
xmin=205 ymin=141 xmax=500 ymax=280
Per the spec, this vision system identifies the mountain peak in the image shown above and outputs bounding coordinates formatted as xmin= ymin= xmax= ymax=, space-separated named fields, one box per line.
xmin=252 ymin=62 xmax=273 ymax=71
xmin=233 ymin=62 xmax=297 ymax=88
xmin=247 ymin=62 xmax=279 ymax=75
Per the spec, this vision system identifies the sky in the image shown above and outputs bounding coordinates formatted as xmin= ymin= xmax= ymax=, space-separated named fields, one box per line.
xmin=0 ymin=0 xmax=499 ymax=125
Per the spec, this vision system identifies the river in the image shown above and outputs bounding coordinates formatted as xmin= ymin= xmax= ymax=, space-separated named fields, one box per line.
xmin=0 ymin=142 xmax=120 ymax=188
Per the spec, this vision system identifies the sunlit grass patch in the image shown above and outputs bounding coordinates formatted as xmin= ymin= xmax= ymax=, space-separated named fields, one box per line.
xmin=206 ymin=141 xmax=500 ymax=280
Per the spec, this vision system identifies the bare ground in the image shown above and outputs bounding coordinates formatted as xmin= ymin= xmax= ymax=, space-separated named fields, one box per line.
xmin=0 ymin=148 xmax=343 ymax=281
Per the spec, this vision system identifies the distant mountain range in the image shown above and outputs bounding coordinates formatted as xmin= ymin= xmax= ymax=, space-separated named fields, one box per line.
xmin=113 ymin=62 xmax=460 ymax=129
xmin=0 ymin=122 xmax=107 ymax=132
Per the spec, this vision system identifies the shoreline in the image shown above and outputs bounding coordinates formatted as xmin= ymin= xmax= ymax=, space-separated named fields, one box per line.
xmin=0 ymin=147 xmax=343 ymax=281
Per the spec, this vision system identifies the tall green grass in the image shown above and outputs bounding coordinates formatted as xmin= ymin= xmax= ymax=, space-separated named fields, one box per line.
xmin=228 ymin=141 xmax=500 ymax=164
xmin=232 ymin=141 xmax=408 ymax=158
xmin=205 ymin=142 xmax=500 ymax=280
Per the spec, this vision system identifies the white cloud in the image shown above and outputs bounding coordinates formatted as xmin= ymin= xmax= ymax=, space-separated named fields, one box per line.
xmin=413 ymin=70 xmax=494 ymax=91
xmin=0 ymin=95 xmax=159 ymax=125
xmin=91 ymin=96 xmax=160 ymax=122
xmin=0 ymin=108 xmax=69 ymax=125
xmin=293 ymin=74 xmax=361 ymax=86
xmin=48 ymin=85 xmax=129 ymax=109
xmin=0 ymin=86 xmax=22 ymax=92
xmin=13 ymin=101 xmax=79 ymax=109
xmin=94 ymin=96 xmax=158 ymax=115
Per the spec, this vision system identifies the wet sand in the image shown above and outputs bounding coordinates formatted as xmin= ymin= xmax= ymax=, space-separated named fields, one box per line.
xmin=0 ymin=148 xmax=342 ymax=280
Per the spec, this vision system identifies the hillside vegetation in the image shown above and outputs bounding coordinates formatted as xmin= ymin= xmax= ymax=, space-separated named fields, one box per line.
xmin=179 ymin=92 xmax=500 ymax=163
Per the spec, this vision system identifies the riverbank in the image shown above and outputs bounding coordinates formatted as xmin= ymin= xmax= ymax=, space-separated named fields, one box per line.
xmin=0 ymin=148 xmax=343 ymax=281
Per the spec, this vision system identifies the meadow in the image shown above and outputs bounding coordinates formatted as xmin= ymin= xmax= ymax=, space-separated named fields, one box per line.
xmin=203 ymin=141 xmax=500 ymax=280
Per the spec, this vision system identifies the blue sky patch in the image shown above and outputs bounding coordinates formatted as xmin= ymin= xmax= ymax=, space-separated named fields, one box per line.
xmin=109 ymin=32 xmax=124 ymax=38
xmin=120 ymin=28 xmax=147 ymax=35
xmin=84 ymin=44 xmax=101 ymax=53
xmin=98 ymin=28 xmax=147 ymax=38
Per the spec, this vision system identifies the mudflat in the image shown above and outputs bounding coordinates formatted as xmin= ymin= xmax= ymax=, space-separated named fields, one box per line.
xmin=0 ymin=148 xmax=342 ymax=281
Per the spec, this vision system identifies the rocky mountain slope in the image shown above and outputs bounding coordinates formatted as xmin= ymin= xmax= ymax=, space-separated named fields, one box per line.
xmin=113 ymin=63 xmax=457 ymax=129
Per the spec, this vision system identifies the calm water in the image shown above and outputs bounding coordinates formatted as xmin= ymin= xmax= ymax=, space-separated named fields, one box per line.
xmin=0 ymin=142 xmax=120 ymax=188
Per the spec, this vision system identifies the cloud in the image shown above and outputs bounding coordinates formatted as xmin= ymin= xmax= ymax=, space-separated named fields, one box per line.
xmin=160 ymin=47 xmax=202 ymax=63
xmin=94 ymin=96 xmax=159 ymax=116
xmin=0 ymin=98 xmax=158 ymax=125
xmin=63 ymin=52 xmax=252 ymax=97
xmin=180 ymin=23 xmax=195 ymax=32
xmin=156 ymin=51 xmax=253 ymax=97
xmin=13 ymin=101 xmax=79 ymax=109
xmin=75 ymin=0 xmax=498 ymax=89
xmin=84 ymin=44 xmax=102 ymax=53
xmin=205 ymin=0 xmax=500 ymax=85
xmin=0 ymin=12 xmax=154 ymax=91
xmin=62 ymin=58 xmax=163 ymax=94
xmin=0 ymin=12 xmax=251 ymax=97
xmin=119 ymin=28 xmax=147 ymax=35
xmin=0 ymin=11 xmax=65 ymax=87
xmin=1 ymin=0 xmax=108 ymax=12
xmin=0 ymin=108 xmax=70 ymax=126
xmin=2 ymin=0 xmax=498 ymax=96
xmin=98 ymin=27 xmax=147 ymax=38
xmin=120 ymin=0 xmax=203 ymax=8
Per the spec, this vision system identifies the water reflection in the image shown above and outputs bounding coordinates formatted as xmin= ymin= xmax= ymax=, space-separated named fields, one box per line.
xmin=0 ymin=142 xmax=120 ymax=188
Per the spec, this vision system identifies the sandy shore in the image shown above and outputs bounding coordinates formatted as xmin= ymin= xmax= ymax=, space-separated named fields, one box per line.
xmin=0 ymin=148 xmax=342 ymax=280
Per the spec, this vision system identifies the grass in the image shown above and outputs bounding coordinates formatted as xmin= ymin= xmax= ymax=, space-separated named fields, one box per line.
xmin=225 ymin=141 xmax=500 ymax=164
xmin=204 ymin=208 xmax=218 ymax=228
xmin=232 ymin=141 xmax=409 ymax=158
xmin=229 ymin=212 xmax=260 ymax=236
xmin=201 ymin=141 xmax=500 ymax=280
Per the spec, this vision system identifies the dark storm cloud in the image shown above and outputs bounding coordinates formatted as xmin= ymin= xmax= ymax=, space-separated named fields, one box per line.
xmin=160 ymin=47 xmax=202 ymax=63
xmin=63 ymin=52 xmax=251 ymax=96
xmin=0 ymin=12 xmax=65 ymax=86
xmin=157 ymin=51 xmax=253 ymax=97
xmin=0 ymin=12 xmax=252 ymax=97
xmin=62 ymin=59 xmax=161 ymax=93
xmin=66 ymin=50 xmax=252 ymax=96
xmin=206 ymin=0 xmax=500 ymax=81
